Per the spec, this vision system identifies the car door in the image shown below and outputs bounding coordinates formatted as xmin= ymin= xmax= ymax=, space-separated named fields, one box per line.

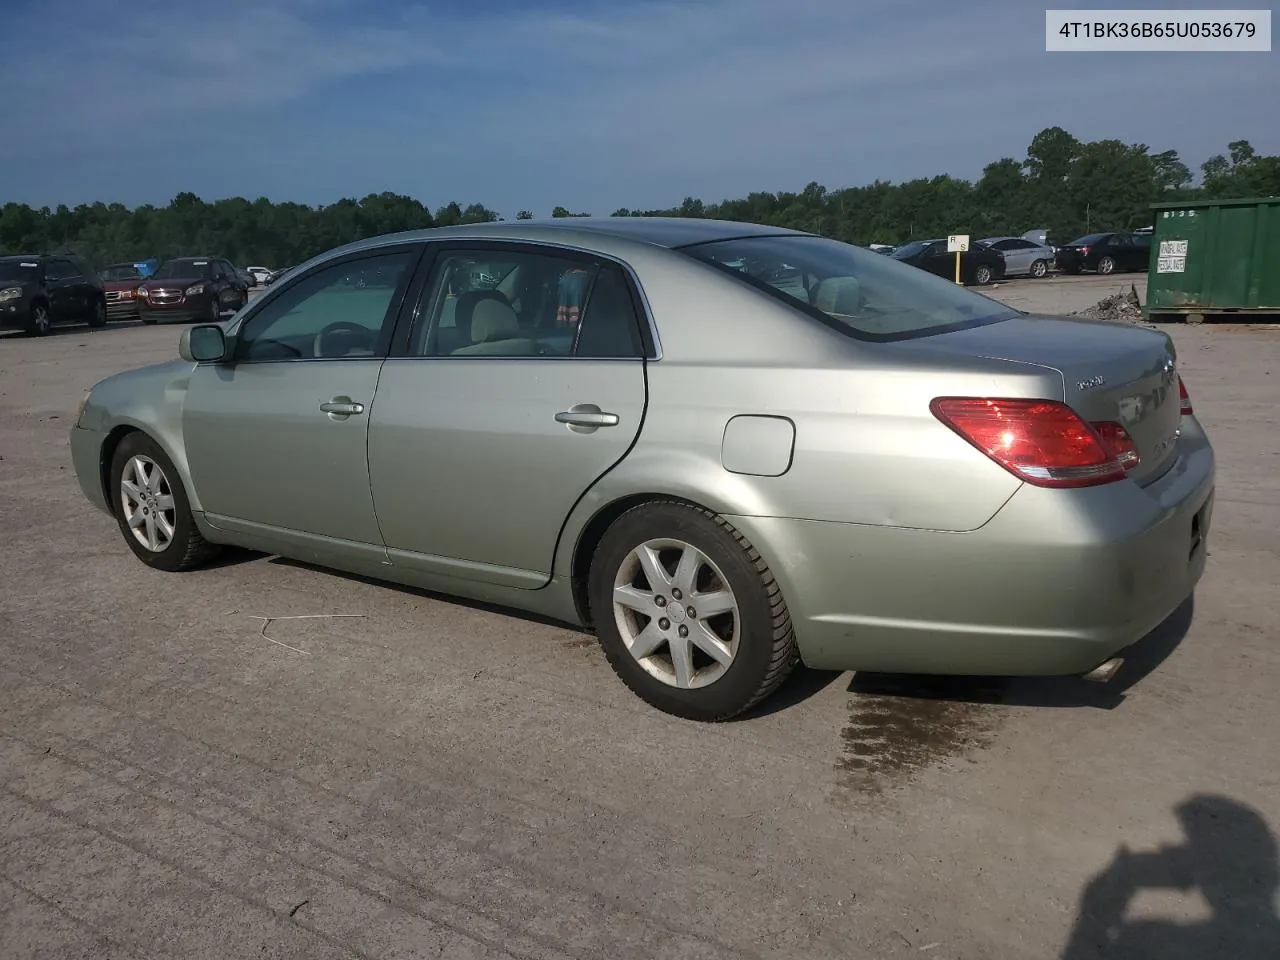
xmin=919 ymin=242 xmax=953 ymax=278
xmin=182 ymin=244 xmax=423 ymax=560
xmin=44 ymin=259 xmax=77 ymax=322
xmin=998 ymin=239 xmax=1035 ymax=275
xmin=367 ymin=243 xmax=650 ymax=588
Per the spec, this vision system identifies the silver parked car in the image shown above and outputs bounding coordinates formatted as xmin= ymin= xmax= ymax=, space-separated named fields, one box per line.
xmin=70 ymin=218 xmax=1215 ymax=721
xmin=977 ymin=235 xmax=1056 ymax=278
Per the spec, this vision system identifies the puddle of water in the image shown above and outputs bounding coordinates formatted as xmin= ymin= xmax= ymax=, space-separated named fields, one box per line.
xmin=836 ymin=677 xmax=1005 ymax=794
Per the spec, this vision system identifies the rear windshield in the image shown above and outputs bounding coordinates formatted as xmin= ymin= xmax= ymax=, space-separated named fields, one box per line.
xmin=153 ymin=258 xmax=213 ymax=279
xmin=1068 ymin=234 xmax=1108 ymax=245
xmin=681 ymin=235 xmax=1019 ymax=342
xmin=889 ymin=240 xmax=934 ymax=259
xmin=101 ymin=265 xmax=142 ymax=281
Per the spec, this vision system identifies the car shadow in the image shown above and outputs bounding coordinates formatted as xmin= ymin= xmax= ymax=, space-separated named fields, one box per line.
xmin=1060 ymin=793 xmax=1280 ymax=959
xmin=846 ymin=595 xmax=1195 ymax=710
xmin=261 ymin=556 xmax=857 ymax=715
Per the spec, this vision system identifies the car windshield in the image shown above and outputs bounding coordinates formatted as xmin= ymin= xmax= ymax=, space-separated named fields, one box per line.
xmin=101 ymin=265 xmax=142 ymax=281
xmin=153 ymin=259 xmax=212 ymax=279
xmin=1068 ymin=234 xmax=1108 ymax=245
xmin=889 ymin=240 xmax=933 ymax=259
xmin=0 ymin=260 xmax=41 ymax=283
xmin=682 ymin=235 xmax=1019 ymax=342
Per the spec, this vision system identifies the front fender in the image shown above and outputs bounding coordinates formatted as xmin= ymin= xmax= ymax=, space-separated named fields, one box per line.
xmin=77 ymin=359 xmax=203 ymax=512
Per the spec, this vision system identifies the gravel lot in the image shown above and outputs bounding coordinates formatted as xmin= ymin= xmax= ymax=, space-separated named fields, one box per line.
xmin=2 ymin=274 xmax=1278 ymax=959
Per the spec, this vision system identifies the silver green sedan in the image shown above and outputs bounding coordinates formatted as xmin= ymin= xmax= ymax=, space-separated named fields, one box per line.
xmin=69 ymin=218 xmax=1215 ymax=721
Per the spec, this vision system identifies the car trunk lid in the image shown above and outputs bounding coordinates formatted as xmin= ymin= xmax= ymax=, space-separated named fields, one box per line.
xmin=900 ymin=314 xmax=1183 ymax=486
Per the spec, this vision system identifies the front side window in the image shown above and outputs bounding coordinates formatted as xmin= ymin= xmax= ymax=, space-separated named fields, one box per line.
xmin=235 ymin=250 xmax=416 ymax=362
xmin=411 ymin=248 xmax=644 ymax=359
xmin=681 ymin=234 xmax=1020 ymax=342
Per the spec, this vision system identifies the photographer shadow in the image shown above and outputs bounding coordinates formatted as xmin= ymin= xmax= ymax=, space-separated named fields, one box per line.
xmin=1061 ymin=794 xmax=1280 ymax=959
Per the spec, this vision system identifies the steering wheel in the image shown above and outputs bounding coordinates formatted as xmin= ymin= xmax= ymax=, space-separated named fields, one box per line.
xmin=313 ymin=321 xmax=375 ymax=358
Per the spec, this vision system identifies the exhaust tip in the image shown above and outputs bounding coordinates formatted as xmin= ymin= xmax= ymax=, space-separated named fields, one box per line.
xmin=1081 ymin=657 xmax=1124 ymax=683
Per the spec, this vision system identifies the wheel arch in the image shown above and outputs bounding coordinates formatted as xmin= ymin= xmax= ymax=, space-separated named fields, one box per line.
xmin=97 ymin=421 xmax=198 ymax=517
xmin=568 ymin=492 xmax=721 ymax=628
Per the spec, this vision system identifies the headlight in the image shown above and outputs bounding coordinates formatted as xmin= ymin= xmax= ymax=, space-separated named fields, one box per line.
xmin=185 ymin=283 xmax=205 ymax=296
xmin=137 ymin=287 xmax=149 ymax=298
xmin=124 ymin=289 xmax=136 ymax=299
xmin=0 ymin=286 xmax=21 ymax=303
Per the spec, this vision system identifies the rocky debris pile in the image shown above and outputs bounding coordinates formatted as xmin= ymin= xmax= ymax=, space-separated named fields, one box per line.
xmin=1072 ymin=284 xmax=1152 ymax=326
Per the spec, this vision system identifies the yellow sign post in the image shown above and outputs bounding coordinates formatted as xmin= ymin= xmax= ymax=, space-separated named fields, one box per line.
xmin=947 ymin=234 xmax=970 ymax=284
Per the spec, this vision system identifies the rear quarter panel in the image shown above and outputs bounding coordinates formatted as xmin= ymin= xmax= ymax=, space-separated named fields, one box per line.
xmin=553 ymin=250 xmax=1063 ymax=578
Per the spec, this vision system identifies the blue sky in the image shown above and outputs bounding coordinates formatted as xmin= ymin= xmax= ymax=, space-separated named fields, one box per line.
xmin=0 ymin=0 xmax=1275 ymax=218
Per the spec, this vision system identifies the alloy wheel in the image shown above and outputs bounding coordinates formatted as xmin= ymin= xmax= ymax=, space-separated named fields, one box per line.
xmin=612 ymin=538 xmax=740 ymax=689
xmin=31 ymin=305 xmax=50 ymax=334
xmin=120 ymin=454 xmax=177 ymax=553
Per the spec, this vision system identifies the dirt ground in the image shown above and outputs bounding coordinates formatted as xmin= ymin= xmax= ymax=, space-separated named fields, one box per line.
xmin=2 ymin=274 xmax=1278 ymax=959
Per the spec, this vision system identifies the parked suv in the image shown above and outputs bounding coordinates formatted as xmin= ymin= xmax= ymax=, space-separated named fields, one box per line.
xmin=99 ymin=263 xmax=148 ymax=321
xmin=0 ymin=254 xmax=107 ymax=336
xmin=137 ymin=257 xmax=249 ymax=325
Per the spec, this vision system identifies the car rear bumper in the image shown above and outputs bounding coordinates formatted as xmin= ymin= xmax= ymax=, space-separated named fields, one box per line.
xmin=70 ymin=424 xmax=113 ymax=516
xmin=728 ymin=419 xmax=1215 ymax=676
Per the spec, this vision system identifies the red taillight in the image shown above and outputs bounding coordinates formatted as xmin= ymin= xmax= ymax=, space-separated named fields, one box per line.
xmin=930 ymin=397 xmax=1127 ymax=488
xmin=1079 ymin=246 xmax=1090 ymax=256
xmin=1178 ymin=376 xmax=1193 ymax=416
xmin=1091 ymin=420 xmax=1140 ymax=471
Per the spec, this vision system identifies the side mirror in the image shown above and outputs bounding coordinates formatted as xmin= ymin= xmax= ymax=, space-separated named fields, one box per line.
xmin=179 ymin=324 xmax=228 ymax=363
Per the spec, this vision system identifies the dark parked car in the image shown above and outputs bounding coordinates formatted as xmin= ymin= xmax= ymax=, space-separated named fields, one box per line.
xmin=890 ymin=238 xmax=1005 ymax=285
xmin=1055 ymin=232 xmax=1151 ymax=275
xmin=0 ymin=254 xmax=107 ymax=336
xmin=137 ymin=257 xmax=249 ymax=325
xmin=99 ymin=263 xmax=148 ymax=321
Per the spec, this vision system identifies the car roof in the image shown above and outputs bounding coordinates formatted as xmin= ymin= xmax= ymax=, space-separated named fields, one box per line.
xmin=0 ymin=254 xmax=45 ymax=261
xmin=315 ymin=217 xmax=812 ymax=259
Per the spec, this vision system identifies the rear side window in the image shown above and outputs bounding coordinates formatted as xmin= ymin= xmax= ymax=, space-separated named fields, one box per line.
xmin=412 ymin=249 xmax=644 ymax=359
xmin=681 ymin=234 xmax=1018 ymax=342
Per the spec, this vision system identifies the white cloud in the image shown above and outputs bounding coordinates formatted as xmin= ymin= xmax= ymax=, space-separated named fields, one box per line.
xmin=0 ymin=0 xmax=1275 ymax=212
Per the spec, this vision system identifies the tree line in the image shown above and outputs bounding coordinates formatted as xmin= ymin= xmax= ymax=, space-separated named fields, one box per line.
xmin=1 ymin=127 xmax=1276 ymax=270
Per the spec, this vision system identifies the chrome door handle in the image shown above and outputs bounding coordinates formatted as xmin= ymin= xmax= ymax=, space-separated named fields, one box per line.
xmin=320 ymin=398 xmax=365 ymax=417
xmin=555 ymin=409 xmax=619 ymax=428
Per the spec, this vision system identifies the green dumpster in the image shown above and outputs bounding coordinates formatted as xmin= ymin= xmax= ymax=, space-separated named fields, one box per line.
xmin=1146 ymin=196 xmax=1280 ymax=321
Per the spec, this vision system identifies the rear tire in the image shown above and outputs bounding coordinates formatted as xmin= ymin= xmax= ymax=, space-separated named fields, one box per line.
xmin=88 ymin=297 xmax=107 ymax=328
xmin=1030 ymin=259 xmax=1048 ymax=279
xmin=109 ymin=432 xmax=221 ymax=572
xmin=1097 ymin=256 xmax=1116 ymax=275
xmin=973 ymin=264 xmax=994 ymax=286
xmin=588 ymin=501 xmax=798 ymax=721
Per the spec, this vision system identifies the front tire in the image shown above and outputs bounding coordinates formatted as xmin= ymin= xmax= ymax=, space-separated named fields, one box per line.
xmin=88 ymin=297 xmax=107 ymax=328
xmin=588 ymin=501 xmax=798 ymax=721
xmin=1030 ymin=259 xmax=1048 ymax=279
xmin=973 ymin=264 xmax=994 ymax=285
xmin=24 ymin=302 xmax=51 ymax=336
xmin=110 ymin=432 xmax=220 ymax=572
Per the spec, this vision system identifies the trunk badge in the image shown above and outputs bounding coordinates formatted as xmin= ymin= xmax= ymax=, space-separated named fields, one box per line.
xmin=1077 ymin=375 xmax=1106 ymax=391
